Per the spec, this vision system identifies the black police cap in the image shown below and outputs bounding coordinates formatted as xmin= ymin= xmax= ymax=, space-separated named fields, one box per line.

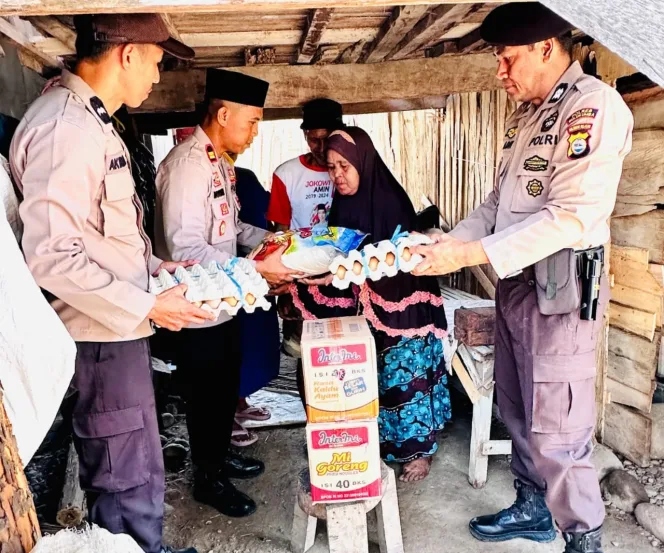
xmin=205 ymin=69 xmax=269 ymax=108
xmin=480 ymin=2 xmax=573 ymax=47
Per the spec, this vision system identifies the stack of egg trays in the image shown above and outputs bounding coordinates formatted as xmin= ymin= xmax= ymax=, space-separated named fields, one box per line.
xmin=329 ymin=233 xmax=433 ymax=290
xmin=149 ymin=259 xmax=271 ymax=319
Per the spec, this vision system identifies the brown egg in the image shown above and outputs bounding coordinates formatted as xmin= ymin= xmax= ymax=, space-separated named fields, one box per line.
xmin=193 ymin=301 xmax=203 ymax=308
xmin=402 ymin=247 xmax=412 ymax=262
xmin=385 ymin=252 xmax=396 ymax=266
xmin=369 ymin=257 xmax=379 ymax=271
xmin=246 ymin=293 xmax=257 ymax=305
xmin=337 ymin=266 xmax=347 ymax=279
xmin=223 ymin=296 xmax=239 ymax=307
xmin=352 ymin=261 xmax=363 ymax=275
xmin=206 ymin=299 xmax=222 ymax=309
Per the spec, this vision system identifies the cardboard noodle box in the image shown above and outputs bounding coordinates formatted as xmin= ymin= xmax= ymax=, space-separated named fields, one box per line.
xmin=301 ymin=316 xmax=379 ymax=423
xmin=307 ymin=420 xmax=381 ymax=504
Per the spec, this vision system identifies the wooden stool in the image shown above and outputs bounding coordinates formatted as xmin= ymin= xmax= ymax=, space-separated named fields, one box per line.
xmin=290 ymin=460 xmax=403 ymax=553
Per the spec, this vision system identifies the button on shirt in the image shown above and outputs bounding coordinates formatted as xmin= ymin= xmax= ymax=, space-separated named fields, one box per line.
xmin=450 ymin=62 xmax=634 ymax=279
xmin=154 ymin=125 xmax=267 ymax=326
xmin=10 ymin=71 xmax=159 ymax=342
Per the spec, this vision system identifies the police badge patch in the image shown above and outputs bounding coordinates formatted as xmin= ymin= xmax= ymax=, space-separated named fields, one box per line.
xmin=567 ymin=124 xmax=592 ymax=159
xmin=549 ymin=83 xmax=568 ymax=103
xmin=526 ymin=179 xmax=544 ymax=198
xmin=206 ymin=144 xmax=217 ymax=163
xmin=541 ymin=111 xmax=558 ymax=132
xmin=523 ymin=155 xmax=549 ymax=172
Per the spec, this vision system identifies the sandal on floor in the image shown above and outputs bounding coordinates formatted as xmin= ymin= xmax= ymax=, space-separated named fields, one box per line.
xmin=231 ymin=420 xmax=259 ymax=447
xmin=235 ymin=405 xmax=272 ymax=422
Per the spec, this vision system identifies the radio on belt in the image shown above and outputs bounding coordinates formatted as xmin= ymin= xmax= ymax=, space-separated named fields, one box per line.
xmin=301 ymin=316 xmax=379 ymax=423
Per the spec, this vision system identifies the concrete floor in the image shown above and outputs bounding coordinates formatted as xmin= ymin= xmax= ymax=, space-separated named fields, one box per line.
xmin=163 ymin=408 xmax=654 ymax=553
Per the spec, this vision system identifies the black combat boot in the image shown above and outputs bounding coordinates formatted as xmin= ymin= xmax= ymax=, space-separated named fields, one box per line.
xmin=563 ymin=527 xmax=603 ymax=553
xmin=469 ymin=479 xmax=556 ymax=543
xmin=193 ymin=468 xmax=256 ymax=518
xmin=224 ymin=452 xmax=265 ymax=480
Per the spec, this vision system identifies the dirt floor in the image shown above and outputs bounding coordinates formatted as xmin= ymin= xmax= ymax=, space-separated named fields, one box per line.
xmin=162 ymin=406 xmax=657 ymax=553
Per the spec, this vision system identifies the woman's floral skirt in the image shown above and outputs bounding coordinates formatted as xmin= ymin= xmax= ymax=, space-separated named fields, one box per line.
xmin=378 ymin=333 xmax=452 ymax=463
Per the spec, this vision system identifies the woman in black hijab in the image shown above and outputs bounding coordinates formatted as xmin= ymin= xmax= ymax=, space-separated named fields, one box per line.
xmin=292 ymin=126 xmax=451 ymax=482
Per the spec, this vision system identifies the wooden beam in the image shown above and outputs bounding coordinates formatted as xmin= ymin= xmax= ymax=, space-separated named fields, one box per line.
xmin=180 ymin=27 xmax=376 ymax=50
xmin=26 ymin=16 xmax=76 ymax=51
xmin=312 ymin=45 xmax=339 ymax=65
xmin=132 ymin=95 xmax=450 ymax=133
xmin=297 ymin=8 xmax=334 ymax=64
xmin=337 ymin=39 xmax=366 ymax=64
xmin=361 ymin=5 xmax=429 ymax=64
xmin=0 ymin=16 xmax=62 ymax=72
xmin=427 ymin=26 xmax=483 ymax=58
xmin=388 ymin=4 xmax=484 ymax=61
xmin=0 ymin=0 xmax=519 ymax=17
xmin=140 ymin=53 xmax=497 ymax=111
xmin=590 ymin=43 xmax=638 ymax=85
xmin=159 ymin=13 xmax=182 ymax=42
xmin=129 ymin=69 xmax=206 ymax=113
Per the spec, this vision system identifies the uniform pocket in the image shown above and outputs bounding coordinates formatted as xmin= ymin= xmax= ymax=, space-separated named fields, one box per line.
xmin=101 ymin=172 xmax=138 ymax=237
xmin=531 ymin=351 xmax=596 ymax=434
xmin=210 ymin=198 xmax=234 ymax=245
xmin=72 ymin=405 xmax=149 ymax=493
xmin=511 ymin=148 xmax=553 ymax=213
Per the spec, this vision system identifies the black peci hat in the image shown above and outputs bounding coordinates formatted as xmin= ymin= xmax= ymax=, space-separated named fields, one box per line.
xmin=300 ymin=98 xmax=345 ymax=131
xmin=480 ymin=2 xmax=573 ymax=47
xmin=205 ymin=69 xmax=270 ymax=108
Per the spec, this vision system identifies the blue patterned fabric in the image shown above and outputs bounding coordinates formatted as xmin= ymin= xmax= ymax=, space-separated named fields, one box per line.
xmin=378 ymin=333 xmax=452 ymax=463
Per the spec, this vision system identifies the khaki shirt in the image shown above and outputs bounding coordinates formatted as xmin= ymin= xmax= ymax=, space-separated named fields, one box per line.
xmin=450 ymin=62 xmax=634 ymax=279
xmin=10 ymin=71 xmax=159 ymax=342
xmin=155 ymin=125 xmax=266 ymax=326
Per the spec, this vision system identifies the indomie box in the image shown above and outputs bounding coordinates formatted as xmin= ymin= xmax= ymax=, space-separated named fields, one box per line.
xmin=301 ymin=316 xmax=378 ymax=423
xmin=307 ymin=420 xmax=381 ymax=504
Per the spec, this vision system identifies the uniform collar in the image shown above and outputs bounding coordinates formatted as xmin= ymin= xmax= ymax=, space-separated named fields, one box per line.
xmin=60 ymin=70 xmax=114 ymax=129
xmin=541 ymin=61 xmax=584 ymax=107
xmin=194 ymin=125 xmax=236 ymax=168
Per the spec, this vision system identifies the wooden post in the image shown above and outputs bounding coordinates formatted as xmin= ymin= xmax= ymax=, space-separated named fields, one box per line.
xmin=56 ymin=441 xmax=85 ymax=528
xmin=0 ymin=387 xmax=41 ymax=552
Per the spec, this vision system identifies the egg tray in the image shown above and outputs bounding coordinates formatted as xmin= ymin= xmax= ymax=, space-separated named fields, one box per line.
xmin=329 ymin=233 xmax=433 ymax=290
xmin=149 ymin=259 xmax=271 ymax=319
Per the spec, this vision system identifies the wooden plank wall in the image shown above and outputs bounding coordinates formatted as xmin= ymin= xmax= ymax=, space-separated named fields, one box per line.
xmin=603 ymin=90 xmax=664 ymax=467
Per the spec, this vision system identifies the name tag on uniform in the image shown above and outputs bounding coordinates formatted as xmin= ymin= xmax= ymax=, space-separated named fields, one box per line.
xmin=106 ymin=153 xmax=129 ymax=173
xmin=213 ymin=188 xmax=226 ymax=199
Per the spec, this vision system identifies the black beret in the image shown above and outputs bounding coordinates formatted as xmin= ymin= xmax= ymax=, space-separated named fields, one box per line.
xmin=205 ymin=69 xmax=269 ymax=108
xmin=301 ymin=98 xmax=345 ymax=131
xmin=480 ymin=2 xmax=573 ymax=46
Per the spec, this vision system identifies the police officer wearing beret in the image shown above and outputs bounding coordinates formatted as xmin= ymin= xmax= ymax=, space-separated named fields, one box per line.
xmin=10 ymin=14 xmax=212 ymax=553
xmin=155 ymin=69 xmax=297 ymax=518
xmin=414 ymin=4 xmax=633 ymax=552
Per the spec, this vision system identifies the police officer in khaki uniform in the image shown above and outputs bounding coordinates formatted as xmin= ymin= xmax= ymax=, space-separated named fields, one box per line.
xmin=414 ymin=4 xmax=633 ymax=553
xmin=10 ymin=14 xmax=213 ymax=553
xmin=155 ymin=69 xmax=296 ymax=518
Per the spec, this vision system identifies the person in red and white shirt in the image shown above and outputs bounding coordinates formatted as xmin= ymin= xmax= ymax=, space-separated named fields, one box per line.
xmin=267 ymin=98 xmax=344 ymax=232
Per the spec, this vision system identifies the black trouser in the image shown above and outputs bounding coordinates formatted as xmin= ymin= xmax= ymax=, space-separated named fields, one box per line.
xmin=171 ymin=320 xmax=242 ymax=473
xmin=71 ymin=339 xmax=164 ymax=553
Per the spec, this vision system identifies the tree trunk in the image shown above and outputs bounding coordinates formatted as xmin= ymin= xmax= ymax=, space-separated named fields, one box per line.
xmin=0 ymin=387 xmax=40 ymax=552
